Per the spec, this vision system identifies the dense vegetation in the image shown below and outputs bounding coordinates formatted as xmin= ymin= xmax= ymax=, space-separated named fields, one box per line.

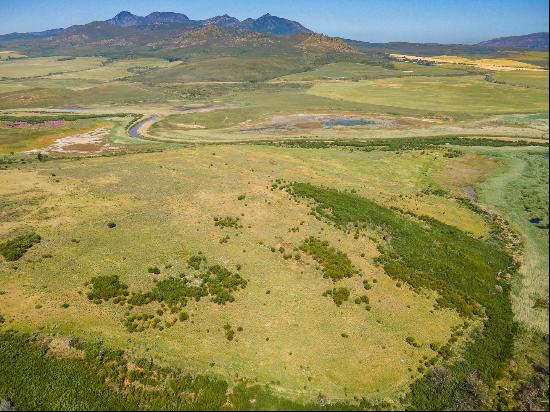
xmin=287 ymin=182 xmax=517 ymax=410
xmin=0 ymin=331 xmax=391 ymax=411
xmin=0 ymin=232 xmax=41 ymax=261
xmin=86 ymin=275 xmax=128 ymax=302
xmin=0 ymin=113 xmax=126 ymax=123
xmin=266 ymin=136 xmax=548 ymax=152
xmin=86 ymin=255 xmax=248 ymax=333
xmin=299 ymin=237 xmax=359 ymax=281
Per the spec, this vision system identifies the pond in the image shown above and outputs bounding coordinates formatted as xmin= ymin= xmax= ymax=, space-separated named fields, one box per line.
xmin=53 ymin=107 xmax=92 ymax=111
xmin=322 ymin=119 xmax=369 ymax=127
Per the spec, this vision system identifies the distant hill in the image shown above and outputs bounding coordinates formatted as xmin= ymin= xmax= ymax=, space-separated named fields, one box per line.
xmin=107 ymin=11 xmax=192 ymax=27
xmin=477 ymin=32 xmax=549 ymax=50
xmin=240 ymin=13 xmax=311 ymax=35
xmin=0 ymin=10 xmax=354 ymax=57
xmin=105 ymin=11 xmax=311 ymax=35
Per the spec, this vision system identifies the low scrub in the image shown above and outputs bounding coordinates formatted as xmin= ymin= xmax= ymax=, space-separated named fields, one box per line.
xmin=299 ymin=237 xmax=359 ymax=281
xmin=287 ymin=182 xmax=516 ymax=410
xmin=0 ymin=232 xmax=40 ymax=261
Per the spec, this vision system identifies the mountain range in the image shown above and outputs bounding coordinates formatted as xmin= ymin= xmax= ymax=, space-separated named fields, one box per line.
xmin=107 ymin=11 xmax=312 ymax=35
xmin=0 ymin=11 xmax=547 ymax=55
xmin=477 ymin=32 xmax=548 ymax=50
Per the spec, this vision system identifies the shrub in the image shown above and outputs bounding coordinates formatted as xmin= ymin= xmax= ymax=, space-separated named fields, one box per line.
xmin=406 ymin=336 xmax=421 ymax=348
xmin=214 ymin=216 xmax=243 ymax=229
xmin=299 ymin=237 xmax=358 ymax=281
xmin=187 ymin=254 xmax=206 ymax=270
xmin=354 ymin=295 xmax=369 ymax=305
xmin=87 ymin=275 xmax=128 ymax=301
xmin=323 ymin=287 xmax=350 ymax=306
xmin=0 ymin=232 xmax=41 ymax=261
xmin=148 ymin=267 xmax=161 ymax=275
xmin=107 ymin=222 xmax=116 ymax=229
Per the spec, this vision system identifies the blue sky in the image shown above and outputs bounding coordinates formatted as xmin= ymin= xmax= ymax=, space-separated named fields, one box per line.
xmin=0 ymin=0 xmax=548 ymax=43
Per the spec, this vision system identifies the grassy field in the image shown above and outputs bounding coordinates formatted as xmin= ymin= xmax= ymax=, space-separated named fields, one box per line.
xmin=307 ymin=75 xmax=549 ymax=114
xmin=47 ymin=58 xmax=181 ymax=82
xmin=475 ymin=147 xmax=549 ymax=332
xmin=139 ymin=56 xmax=312 ymax=83
xmin=0 ymin=56 xmax=105 ymax=79
xmin=1 ymin=144 xmax=505 ymax=403
xmin=0 ymin=50 xmax=27 ymax=60
xmin=492 ymin=70 xmax=549 ymax=90
xmin=277 ymin=61 xmax=470 ymax=81
xmin=0 ymin=47 xmax=548 ymax=410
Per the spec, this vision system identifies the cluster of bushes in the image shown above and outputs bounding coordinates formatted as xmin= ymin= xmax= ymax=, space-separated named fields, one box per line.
xmin=223 ymin=324 xmax=236 ymax=341
xmin=88 ymin=255 xmax=248 ymax=333
xmin=0 ymin=114 xmax=114 ymax=124
xmin=187 ymin=253 xmax=207 ymax=270
xmin=443 ymin=149 xmax=464 ymax=158
xmin=0 ymin=232 xmax=41 ymax=261
xmin=129 ymin=266 xmax=247 ymax=310
xmin=214 ymin=216 xmax=243 ymax=229
xmin=299 ymin=237 xmax=359 ymax=281
xmin=86 ymin=275 xmax=129 ymax=303
xmin=420 ymin=187 xmax=449 ymax=197
xmin=354 ymin=295 xmax=371 ymax=310
xmin=322 ymin=287 xmax=350 ymax=307
xmin=363 ymin=280 xmax=373 ymax=290
xmin=264 ymin=136 xmax=548 ymax=152
xmin=286 ymin=181 xmax=517 ymax=410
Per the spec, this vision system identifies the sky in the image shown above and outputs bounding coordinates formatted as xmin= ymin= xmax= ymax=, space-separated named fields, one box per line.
xmin=0 ymin=0 xmax=548 ymax=44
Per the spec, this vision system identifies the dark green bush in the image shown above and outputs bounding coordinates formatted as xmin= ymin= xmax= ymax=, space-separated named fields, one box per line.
xmin=214 ymin=216 xmax=243 ymax=229
xmin=87 ymin=275 xmax=128 ymax=301
xmin=299 ymin=237 xmax=359 ymax=281
xmin=0 ymin=232 xmax=41 ymax=261
xmin=323 ymin=287 xmax=350 ymax=306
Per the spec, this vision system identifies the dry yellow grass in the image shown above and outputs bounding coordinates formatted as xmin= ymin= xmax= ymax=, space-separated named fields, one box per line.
xmin=390 ymin=53 xmax=546 ymax=71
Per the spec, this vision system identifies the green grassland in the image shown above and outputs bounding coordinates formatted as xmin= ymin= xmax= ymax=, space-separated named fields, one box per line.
xmin=491 ymin=70 xmax=549 ymax=90
xmin=278 ymin=61 xmax=471 ymax=81
xmin=307 ymin=75 xmax=549 ymax=114
xmin=139 ymin=56 xmax=313 ymax=83
xmin=3 ymin=146 xmax=487 ymax=404
xmin=0 ymin=46 xmax=548 ymax=411
xmin=0 ymin=56 xmax=105 ymax=79
xmin=48 ymin=58 xmax=181 ymax=82
xmin=475 ymin=147 xmax=549 ymax=332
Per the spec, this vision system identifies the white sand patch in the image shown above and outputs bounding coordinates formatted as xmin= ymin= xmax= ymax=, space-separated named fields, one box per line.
xmin=26 ymin=127 xmax=117 ymax=155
